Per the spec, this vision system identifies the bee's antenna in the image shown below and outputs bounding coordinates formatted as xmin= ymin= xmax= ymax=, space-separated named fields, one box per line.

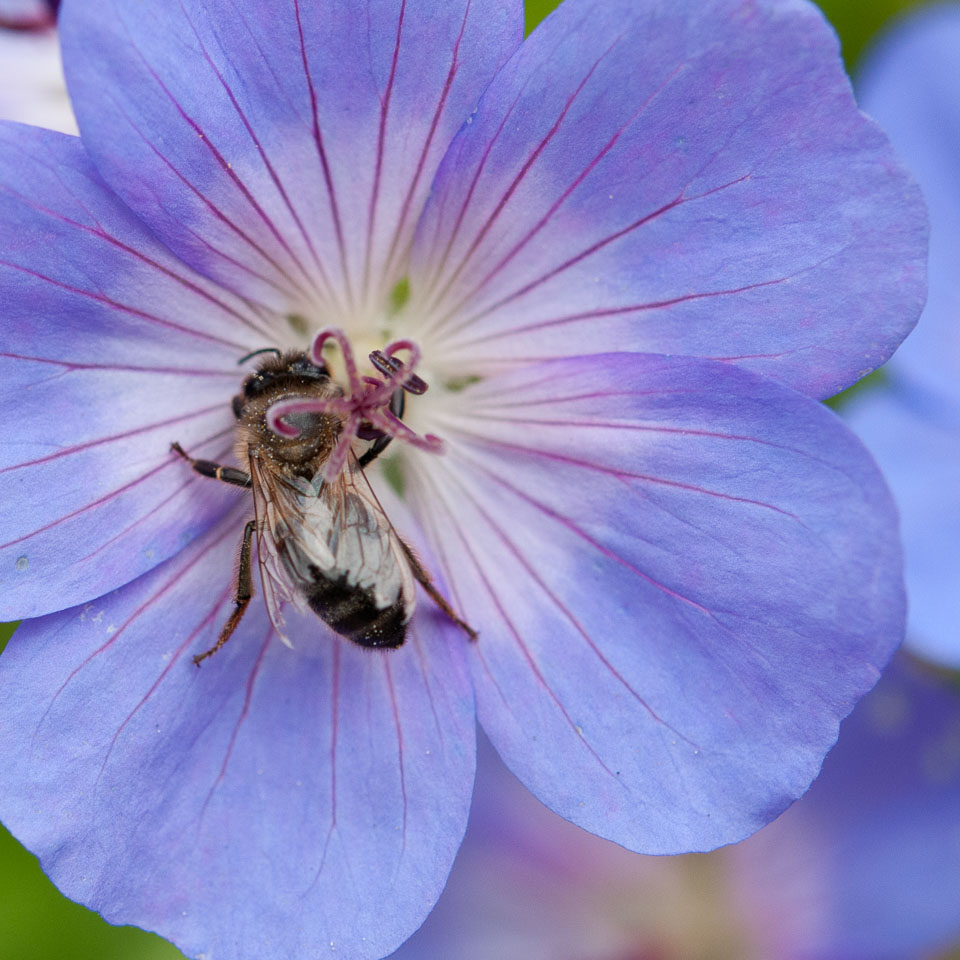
xmin=238 ymin=347 xmax=283 ymax=366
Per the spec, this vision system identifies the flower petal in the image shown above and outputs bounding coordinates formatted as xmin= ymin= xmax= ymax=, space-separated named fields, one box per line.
xmin=0 ymin=507 xmax=476 ymax=960
xmin=844 ymin=6 xmax=960 ymax=667
xmin=408 ymin=0 xmax=926 ymax=399
xmin=0 ymin=123 xmax=263 ymax=619
xmin=731 ymin=654 xmax=960 ymax=959
xmin=407 ymin=352 xmax=903 ymax=853
xmin=59 ymin=0 xmax=523 ymax=315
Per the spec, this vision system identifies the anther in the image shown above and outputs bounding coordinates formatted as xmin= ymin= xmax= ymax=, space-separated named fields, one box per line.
xmin=369 ymin=350 xmax=428 ymax=395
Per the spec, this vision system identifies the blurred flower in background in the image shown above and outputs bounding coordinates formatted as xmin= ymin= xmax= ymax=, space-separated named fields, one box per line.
xmin=843 ymin=2 xmax=960 ymax=669
xmin=0 ymin=0 xmax=56 ymax=31
xmin=392 ymin=653 xmax=960 ymax=960
xmin=0 ymin=0 xmax=74 ymax=134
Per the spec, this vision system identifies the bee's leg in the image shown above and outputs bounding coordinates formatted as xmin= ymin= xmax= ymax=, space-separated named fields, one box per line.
xmin=398 ymin=538 xmax=478 ymax=641
xmin=194 ymin=519 xmax=257 ymax=667
xmin=357 ymin=390 xmax=405 ymax=468
xmin=170 ymin=441 xmax=252 ymax=488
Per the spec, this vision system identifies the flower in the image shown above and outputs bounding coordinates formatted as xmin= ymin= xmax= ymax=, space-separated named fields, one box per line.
xmin=843 ymin=3 xmax=960 ymax=669
xmin=391 ymin=652 xmax=960 ymax=960
xmin=0 ymin=0 xmax=57 ymax=31
xmin=0 ymin=0 xmax=926 ymax=958
xmin=0 ymin=0 xmax=75 ymax=135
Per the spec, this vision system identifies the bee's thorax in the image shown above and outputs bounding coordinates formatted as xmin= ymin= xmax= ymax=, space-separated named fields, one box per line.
xmin=233 ymin=352 xmax=344 ymax=475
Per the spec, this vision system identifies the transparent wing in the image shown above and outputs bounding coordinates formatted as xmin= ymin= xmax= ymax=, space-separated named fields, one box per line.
xmin=249 ymin=452 xmax=311 ymax=644
xmin=249 ymin=451 xmax=415 ymax=643
xmin=316 ymin=455 xmax=415 ymax=618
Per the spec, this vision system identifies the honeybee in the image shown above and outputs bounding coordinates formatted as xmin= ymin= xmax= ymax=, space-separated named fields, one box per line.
xmin=172 ymin=346 xmax=475 ymax=664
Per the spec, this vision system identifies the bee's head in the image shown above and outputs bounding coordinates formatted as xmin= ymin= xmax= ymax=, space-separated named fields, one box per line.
xmin=232 ymin=349 xmax=330 ymax=419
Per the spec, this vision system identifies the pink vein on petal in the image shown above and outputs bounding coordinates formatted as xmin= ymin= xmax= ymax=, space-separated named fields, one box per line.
xmin=449 ymin=409 xmax=817 ymax=458
xmin=176 ymin=0 xmax=339 ymax=309
xmin=363 ymin=0 xmax=407 ymax=295
xmin=408 ymin=482 xmax=518 ymax=722
xmin=420 ymin=90 xmax=523 ymax=301
xmin=0 ymin=423 xmax=233 ymax=551
xmin=405 ymin=482 xmax=504 ymax=731
xmin=409 ymin=626 xmax=444 ymax=740
xmin=314 ymin=639 xmax=342 ymax=884
xmin=33 ymin=520 xmax=239 ymax=740
xmin=715 ymin=349 xmax=806 ymax=362
xmin=330 ymin=639 xmax=341 ymax=835
xmin=432 ymin=63 xmax=689 ymax=335
xmin=0 ymin=181 xmax=276 ymax=342
xmin=441 ymin=172 xmax=753 ymax=339
xmin=117 ymin=13 xmax=324 ymax=302
xmin=0 ymin=352 xmax=238 ymax=378
xmin=383 ymin=654 xmax=408 ymax=861
xmin=102 ymin=84 xmax=311 ymax=304
xmin=473 ymin=642 xmax=514 ymax=715
xmin=408 ymin=483 xmax=516 ymax=736
xmin=294 ymin=0 xmax=353 ymax=308
xmin=0 ymin=258 xmax=249 ymax=350
xmin=0 ymin=403 xmax=225 ymax=479
xmin=97 ymin=583 xmax=233 ymax=782
xmin=464 ymin=386 xmax=703 ymax=411
xmin=444 ymin=449 xmax=773 ymax=669
xmin=455 ymin=276 xmax=797 ymax=348
xmin=173 ymin=211 xmax=299 ymax=302
xmin=380 ymin=0 xmax=472 ymax=285
xmin=421 ymin=34 xmax=624 ymax=321
xmin=421 ymin=468 xmax=625 ymax=785
xmin=200 ymin=626 xmax=274 ymax=821
xmin=75 ymin=442 xmax=236 ymax=566
xmin=437 ymin=462 xmax=698 ymax=749
xmin=445 ymin=425 xmax=802 ymax=521
xmin=446 ymin=450 xmax=717 ymax=621
xmin=437 ymin=196 xmax=681 ymax=338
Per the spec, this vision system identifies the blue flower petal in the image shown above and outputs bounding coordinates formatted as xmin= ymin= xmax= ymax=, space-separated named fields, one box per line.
xmin=0 ymin=506 xmax=476 ymax=960
xmin=407 ymin=352 xmax=904 ymax=853
xmin=0 ymin=123 xmax=264 ymax=620
xmin=731 ymin=654 xmax=960 ymax=959
xmin=408 ymin=0 xmax=926 ymax=400
xmin=845 ymin=5 xmax=960 ymax=667
xmin=59 ymin=0 xmax=523 ymax=314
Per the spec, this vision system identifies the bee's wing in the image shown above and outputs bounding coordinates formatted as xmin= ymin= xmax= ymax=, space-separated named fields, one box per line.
xmin=249 ymin=451 xmax=415 ymax=643
xmin=315 ymin=453 xmax=416 ymax=619
xmin=248 ymin=452 xmax=313 ymax=644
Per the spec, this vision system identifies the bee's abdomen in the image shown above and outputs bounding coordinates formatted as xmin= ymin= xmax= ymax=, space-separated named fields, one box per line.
xmin=306 ymin=575 xmax=407 ymax=649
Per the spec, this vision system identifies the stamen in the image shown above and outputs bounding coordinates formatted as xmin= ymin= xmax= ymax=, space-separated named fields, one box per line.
xmin=370 ymin=349 xmax=429 ymax=395
xmin=266 ymin=327 xmax=443 ymax=482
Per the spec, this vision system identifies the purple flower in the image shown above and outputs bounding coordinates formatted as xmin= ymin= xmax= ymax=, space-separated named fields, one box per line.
xmin=0 ymin=0 xmax=926 ymax=957
xmin=844 ymin=3 xmax=960 ymax=669
xmin=392 ymin=652 xmax=960 ymax=960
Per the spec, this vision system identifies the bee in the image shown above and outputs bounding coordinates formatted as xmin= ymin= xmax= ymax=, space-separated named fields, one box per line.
xmin=172 ymin=347 xmax=475 ymax=665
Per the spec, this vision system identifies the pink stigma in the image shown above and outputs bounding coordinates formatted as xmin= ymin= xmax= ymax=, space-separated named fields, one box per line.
xmin=266 ymin=327 xmax=443 ymax=481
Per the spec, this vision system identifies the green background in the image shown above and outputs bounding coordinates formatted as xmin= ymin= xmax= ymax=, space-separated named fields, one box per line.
xmin=0 ymin=1 xmax=949 ymax=958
